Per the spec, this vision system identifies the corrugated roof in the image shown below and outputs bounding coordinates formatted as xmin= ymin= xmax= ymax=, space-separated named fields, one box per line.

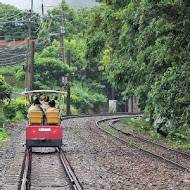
xmin=0 ymin=39 xmax=38 ymax=46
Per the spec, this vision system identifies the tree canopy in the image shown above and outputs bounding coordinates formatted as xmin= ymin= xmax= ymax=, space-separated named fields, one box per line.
xmin=89 ymin=0 xmax=190 ymax=129
xmin=0 ymin=75 xmax=12 ymax=98
xmin=0 ymin=0 xmax=189 ymax=126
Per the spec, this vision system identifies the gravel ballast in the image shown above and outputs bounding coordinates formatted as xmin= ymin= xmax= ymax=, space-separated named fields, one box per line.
xmin=1 ymin=116 xmax=190 ymax=189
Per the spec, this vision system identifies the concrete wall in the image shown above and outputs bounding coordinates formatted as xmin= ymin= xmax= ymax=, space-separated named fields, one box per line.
xmin=109 ymin=100 xmax=117 ymax=113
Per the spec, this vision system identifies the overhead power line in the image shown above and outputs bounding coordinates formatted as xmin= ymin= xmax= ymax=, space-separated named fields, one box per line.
xmin=0 ymin=55 xmax=27 ymax=62
xmin=0 ymin=11 xmax=39 ymax=24
xmin=0 ymin=53 xmax=27 ymax=60
xmin=0 ymin=11 xmax=28 ymax=21
xmin=0 ymin=56 xmax=26 ymax=64
xmin=0 ymin=46 xmax=27 ymax=54
xmin=0 ymin=53 xmax=26 ymax=57
xmin=0 ymin=59 xmax=26 ymax=66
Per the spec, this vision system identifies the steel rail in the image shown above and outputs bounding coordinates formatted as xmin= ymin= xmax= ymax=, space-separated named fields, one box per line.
xmin=110 ymin=119 xmax=190 ymax=159
xmin=61 ymin=112 xmax=142 ymax=120
xmin=18 ymin=148 xmax=31 ymax=190
xmin=18 ymin=147 xmax=82 ymax=190
xmin=58 ymin=148 xmax=83 ymax=190
xmin=96 ymin=118 xmax=190 ymax=173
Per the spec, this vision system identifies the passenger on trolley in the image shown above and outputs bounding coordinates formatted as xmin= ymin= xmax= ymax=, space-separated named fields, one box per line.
xmin=28 ymin=98 xmax=45 ymax=124
xmin=54 ymin=96 xmax=59 ymax=108
xmin=46 ymin=100 xmax=60 ymax=125
xmin=46 ymin=100 xmax=59 ymax=112
xmin=28 ymin=98 xmax=44 ymax=113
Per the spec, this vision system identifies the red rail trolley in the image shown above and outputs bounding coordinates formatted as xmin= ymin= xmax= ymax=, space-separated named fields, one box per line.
xmin=21 ymin=90 xmax=66 ymax=148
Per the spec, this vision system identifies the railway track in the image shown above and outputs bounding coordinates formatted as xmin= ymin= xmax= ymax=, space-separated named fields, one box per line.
xmin=96 ymin=117 xmax=190 ymax=173
xmin=18 ymin=147 xmax=82 ymax=190
xmin=61 ymin=112 xmax=142 ymax=120
xmin=17 ymin=113 xmax=139 ymax=190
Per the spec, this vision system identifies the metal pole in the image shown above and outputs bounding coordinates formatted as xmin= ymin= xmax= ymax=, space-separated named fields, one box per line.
xmin=25 ymin=1 xmax=33 ymax=90
xmin=31 ymin=0 xmax=33 ymax=13
xmin=66 ymin=49 xmax=71 ymax=115
xmin=60 ymin=11 xmax=65 ymax=64
xmin=42 ymin=0 xmax=44 ymax=16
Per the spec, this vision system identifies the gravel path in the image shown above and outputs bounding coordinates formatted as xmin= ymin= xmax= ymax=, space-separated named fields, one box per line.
xmin=1 ymin=116 xmax=190 ymax=189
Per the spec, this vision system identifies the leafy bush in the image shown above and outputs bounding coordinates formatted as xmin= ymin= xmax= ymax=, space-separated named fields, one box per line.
xmin=3 ymin=100 xmax=16 ymax=119
xmin=15 ymin=97 xmax=29 ymax=117
xmin=0 ymin=128 xmax=9 ymax=144
xmin=170 ymin=125 xmax=190 ymax=143
xmin=149 ymin=131 xmax=162 ymax=139
xmin=2 ymin=97 xmax=29 ymax=121
xmin=12 ymin=111 xmax=25 ymax=122
xmin=0 ymin=75 xmax=12 ymax=99
xmin=61 ymin=103 xmax=78 ymax=115
xmin=71 ymin=83 xmax=107 ymax=113
xmin=0 ymin=114 xmax=4 ymax=127
xmin=121 ymin=116 xmax=151 ymax=132
xmin=149 ymin=65 xmax=190 ymax=129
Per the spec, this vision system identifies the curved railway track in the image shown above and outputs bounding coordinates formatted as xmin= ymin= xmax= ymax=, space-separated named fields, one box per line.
xmin=96 ymin=117 xmax=190 ymax=173
xmin=61 ymin=112 xmax=141 ymax=120
xmin=17 ymin=112 xmax=139 ymax=190
xmin=18 ymin=147 xmax=82 ymax=190
xmin=2 ymin=112 xmax=188 ymax=190
xmin=111 ymin=118 xmax=190 ymax=158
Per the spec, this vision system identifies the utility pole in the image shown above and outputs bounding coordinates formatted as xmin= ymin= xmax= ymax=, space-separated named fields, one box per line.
xmin=66 ymin=49 xmax=71 ymax=115
xmin=25 ymin=0 xmax=33 ymax=91
xmin=28 ymin=41 xmax=35 ymax=91
xmin=60 ymin=11 xmax=65 ymax=64
xmin=42 ymin=0 xmax=44 ymax=16
xmin=59 ymin=6 xmax=69 ymax=114
xmin=25 ymin=9 xmax=31 ymax=90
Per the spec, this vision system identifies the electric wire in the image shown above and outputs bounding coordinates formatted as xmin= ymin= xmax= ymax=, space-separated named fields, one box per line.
xmin=0 ymin=44 xmax=27 ymax=53
xmin=0 ymin=55 xmax=26 ymax=62
xmin=0 ymin=54 xmax=27 ymax=61
xmin=0 ymin=13 xmax=38 ymax=24
xmin=10 ymin=13 xmax=30 ymax=22
xmin=37 ymin=18 xmax=51 ymax=37
xmin=0 ymin=11 xmax=28 ymax=20
xmin=32 ymin=17 xmax=43 ymax=33
xmin=0 ymin=61 xmax=26 ymax=67
xmin=0 ymin=48 xmax=27 ymax=55
xmin=0 ymin=53 xmax=26 ymax=57
xmin=0 ymin=58 xmax=26 ymax=66
xmin=0 ymin=55 xmax=27 ymax=63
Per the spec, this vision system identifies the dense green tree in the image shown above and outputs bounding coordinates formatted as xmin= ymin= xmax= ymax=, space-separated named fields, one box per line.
xmin=96 ymin=0 xmax=190 ymax=129
xmin=34 ymin=40 xmax=76 ymax=89
xmin=37 ymin=0 xmax=90 ymax=51
xmin=0 ymin=3 xmax=40 ymax=41
xmin=0 ymin=75 xmax=12 ymax=98
xmin=1 ymin=0 xmax=189 ymax=125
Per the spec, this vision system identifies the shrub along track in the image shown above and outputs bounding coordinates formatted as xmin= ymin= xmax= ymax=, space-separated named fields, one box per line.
xmin=96 ymin=117 xmax=190 ymax=173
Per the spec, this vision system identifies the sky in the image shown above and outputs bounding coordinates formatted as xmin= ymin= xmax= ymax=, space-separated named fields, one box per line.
xmin=0 ymin=0 xmax=99 ymax=14
xmin=0 ymin=0 xmax=62 ymax=14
